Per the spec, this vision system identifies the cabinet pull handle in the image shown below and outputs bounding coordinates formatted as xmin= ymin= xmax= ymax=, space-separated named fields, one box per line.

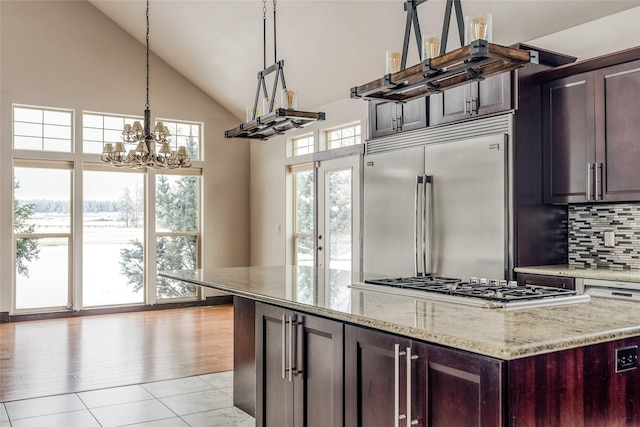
xmin=464 ymin=98 xmax=470 ymax=115
xmin=471 ymin=98 xmax=479 ymax=114
xmin=406 ymin=347 xmax=420 ymax=426
xmin=288 ymin=315 xmax=294 ymax=382
xmin=586 ymin=163 xmax=593 ymax=200
xmin=596 ymin=163 xmax=603 ymax=200
xmin=394 ymin=344 xmax=407 ymax=427
xmin=281 ymin=314 xmax=287 ymax=379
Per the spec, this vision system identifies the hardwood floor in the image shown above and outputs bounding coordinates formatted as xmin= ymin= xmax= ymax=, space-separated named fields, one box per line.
xmin=0 ymin=305 xmax=233 ymax=402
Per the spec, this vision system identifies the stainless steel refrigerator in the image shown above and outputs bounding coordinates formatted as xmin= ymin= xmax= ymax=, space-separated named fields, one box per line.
xmin=363 ymin=133 xmax=510 ymax=280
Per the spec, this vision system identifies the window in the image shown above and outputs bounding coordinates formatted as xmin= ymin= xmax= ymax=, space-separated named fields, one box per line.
xmin=156 ymin=172 xmax=201 ymax=300
xmin=291 ymin=135 xmax=314 ymax=157
xmin=292 ymin=167 xmax=314 ymax=266
xmin=83 ymin=168 xmax=145 ymax=307
xmin=11 ymin=105 xmax=204 ymax=313
xmin=326 ymin=124 xmax=361 ymax=150
xmin=158 ymin=119 xmax=202 ymax=161
xmin=13 ymin=163 xmax=72 ymax=311
xmin=13 ymin=106 xmax=73 ymax=152
xmin=83 ymin=113 xmax=141 ymax=154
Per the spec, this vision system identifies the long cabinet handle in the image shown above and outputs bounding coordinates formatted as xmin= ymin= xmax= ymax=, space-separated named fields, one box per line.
xmin=288 ymin=315 xmax=294 ymax=382
xmin=586 ymin=163 xmax=593 ymax=201
xmin=415 ymin=176 xmax=422 ymax=276
xmin=406 ymin=347 xmax=419 ymax=427
xmin=281 ymin=314 xmax=287 ymax=379
xmin=394 ymin=344 xmax=407 ymax=427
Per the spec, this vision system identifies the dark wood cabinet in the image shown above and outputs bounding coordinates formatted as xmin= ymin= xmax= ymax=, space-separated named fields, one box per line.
xmin=345 ymin=324 xmax=505 ymax=427
xmin=429 ymin=73 xmax=512 ymax=125
xmin=369 ymin=97 xmax=427 ymax=138
xmin=233 ymin=296 xmax=256 ymax=417
xmin=515 ymin=273 xmax=575 ymax=290
xmin=255 ymin=302 xmax=343 ymax=427
xmin=543 ymin=58 xmax=640 ymax=204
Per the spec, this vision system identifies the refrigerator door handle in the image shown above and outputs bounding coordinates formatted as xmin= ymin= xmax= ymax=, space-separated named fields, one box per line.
xmin=423 ymin=175 xmax=433 ymax=275
xmin=415 ymin=175 xmax=423 ymax=276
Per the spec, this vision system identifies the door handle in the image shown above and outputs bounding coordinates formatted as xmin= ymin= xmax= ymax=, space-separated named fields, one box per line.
xmin=423 ymin=175 xmax=433 ymax=276
xmin=471 ymin=97 xmax=479 ymax=114
xmin=586 ymin=163 xmax=593 ymax=201
xmin=415 ymin=176 xmax=422 ymax=276
xmin=281 ymin=314 xmax=287 ymax=379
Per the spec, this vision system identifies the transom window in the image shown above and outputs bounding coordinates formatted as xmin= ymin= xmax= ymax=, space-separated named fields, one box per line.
xmin=326 ymin=124 xmax=361 ymax=150
xmin=291 ymin=135 xmax=314 ymax=157
xmin=83 ymin=112 xmax=141 ymax=154
xmin=13 ymin=106 xmax=73 ymax=152
xmin=158 ymin=119 xmax=202 ymax=161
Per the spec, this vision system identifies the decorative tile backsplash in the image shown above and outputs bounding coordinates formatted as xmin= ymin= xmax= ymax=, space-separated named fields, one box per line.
xmin=569 ymin=204 xmax=640 ymax=270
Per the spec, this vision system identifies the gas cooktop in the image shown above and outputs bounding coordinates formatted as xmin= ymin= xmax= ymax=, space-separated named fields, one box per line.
xmin=352 ymin=276 xmax=590 ymax=310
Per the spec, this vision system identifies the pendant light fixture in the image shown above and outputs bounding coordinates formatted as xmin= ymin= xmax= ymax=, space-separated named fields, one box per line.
xmin=225 ymin=0 xmax=325 ymax=140
xmin=101 ymin=0 xmax=192 ymax=169
xmin=351 ymin=0 xmax=538 ymax=103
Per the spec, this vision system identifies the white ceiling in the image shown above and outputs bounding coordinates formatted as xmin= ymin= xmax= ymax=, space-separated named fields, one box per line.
xmin=89 ymin=0 xmax=640 ymax=120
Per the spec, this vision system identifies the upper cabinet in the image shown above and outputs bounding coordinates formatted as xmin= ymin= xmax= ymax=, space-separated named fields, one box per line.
xmin=369 ymin=97 xmax=427 ymax=138
xmin=543 ymin=57 xmax=640 ymax=203
xmin=429 ymin=73 xmax=512 ymax=125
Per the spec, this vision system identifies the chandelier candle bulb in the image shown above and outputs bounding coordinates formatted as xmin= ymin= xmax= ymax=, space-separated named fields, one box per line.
xmin=466 ymin=13 xmax=492 ymax=43
xmin=281 ymin=89 xmax=298 ymax=110
xmin=386 ymin=51 xmax=402 ymax=74
xmin=422 ymin=34 xmax=441 ymax=59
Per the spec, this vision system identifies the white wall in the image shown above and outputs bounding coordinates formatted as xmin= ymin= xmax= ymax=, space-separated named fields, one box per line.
xmin=248 ymin=6 xmax=640 ymax=268
xmin=0 ymin=0 xmax=249 ymax=313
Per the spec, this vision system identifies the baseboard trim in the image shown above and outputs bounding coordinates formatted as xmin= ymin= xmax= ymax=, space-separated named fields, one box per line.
xmin=1 ymin=297 xmax=232 ymax=323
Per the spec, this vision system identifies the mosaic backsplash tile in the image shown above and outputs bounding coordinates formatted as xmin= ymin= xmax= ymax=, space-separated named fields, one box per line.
xmin=569 ymin=204 xmax=640 ymax=270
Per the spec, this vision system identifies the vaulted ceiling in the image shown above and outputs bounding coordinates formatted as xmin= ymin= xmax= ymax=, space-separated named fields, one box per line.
xmin=89 ymin=0 xmax=640 ymax=120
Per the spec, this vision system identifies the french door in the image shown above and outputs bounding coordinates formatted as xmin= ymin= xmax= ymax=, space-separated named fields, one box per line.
xmin=316 ymin=156 xmax=361 ymax=272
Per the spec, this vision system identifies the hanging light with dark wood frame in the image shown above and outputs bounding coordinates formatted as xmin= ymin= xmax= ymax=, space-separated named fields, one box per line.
xmin=225 ymin=0 xmax=325 ymax=140
xmin=351 ymin=0 xmax=539 ymax=103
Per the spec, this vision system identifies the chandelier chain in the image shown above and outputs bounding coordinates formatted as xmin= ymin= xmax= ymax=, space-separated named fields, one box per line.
xmin=263 ymin=0 xmax=267 ymax=70
xmin=145 ymin=0 xmax=150 ymax=110
xmin=273 ymin=0 xmax=277 ymax=63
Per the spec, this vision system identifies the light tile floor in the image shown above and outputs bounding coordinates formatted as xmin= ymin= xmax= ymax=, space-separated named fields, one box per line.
xmin=0 ymin=371 xmax=254 ymax=427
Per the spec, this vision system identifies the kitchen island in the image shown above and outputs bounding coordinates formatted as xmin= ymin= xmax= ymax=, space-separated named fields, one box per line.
xmin=160 ymin=266 xmax=640 ymax=426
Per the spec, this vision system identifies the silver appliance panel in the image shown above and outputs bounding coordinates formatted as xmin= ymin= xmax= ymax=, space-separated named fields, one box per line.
xmin=582 ymin=278 xmax=640 ymax=302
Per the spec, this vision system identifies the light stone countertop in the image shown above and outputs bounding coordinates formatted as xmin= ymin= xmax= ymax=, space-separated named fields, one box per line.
xmin=514 ymin=265 xmax=640 ymax=282
xmin=160 ymin=266 xmax=640 ymax=361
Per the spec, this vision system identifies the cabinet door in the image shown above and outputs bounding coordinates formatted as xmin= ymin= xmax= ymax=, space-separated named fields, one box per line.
xmin=595 ymin=59 xmax=640 ymax=201
xmin=293 ymin=313 xmax=343 ymax=427
xmin=345 ymin=325 xmax=411 ymax=427
xmin=256 ymin=303 xmax=294 ymax=427
xmin=429 ymin=84 xmax=471 ymax=125
xmin=412 ymin=342 xmax=505 ymax=427
xmin=474 ymin=73 xmax=512 ymax=116
xmin=542 ymin=73 xmax=596 ymax=204
xmin=398 ymin=97 xmax=427 ymax=133
xmin=369 ymin=101 xmax=397 ymax=138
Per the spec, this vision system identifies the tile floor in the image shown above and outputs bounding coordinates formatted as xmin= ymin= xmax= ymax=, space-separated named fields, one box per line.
xmin=0 ymin=371 xmax=254 ymax=427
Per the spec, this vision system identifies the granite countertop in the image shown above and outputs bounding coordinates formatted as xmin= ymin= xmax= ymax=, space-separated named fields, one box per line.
xmin=160 ymin=266 xmax=640 ymax=361
xmin=514 ymin=265 xmax=640 ymax=282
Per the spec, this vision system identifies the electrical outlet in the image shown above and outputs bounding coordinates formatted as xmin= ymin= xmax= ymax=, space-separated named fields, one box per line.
xmin=615 ymin=345 xmax=638 ymax=373
xmin=604 ymin=231 xmax=615 ymax=248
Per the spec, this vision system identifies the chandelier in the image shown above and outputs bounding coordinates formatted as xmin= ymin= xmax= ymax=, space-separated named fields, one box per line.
xmin=351 ymin=0 xmax=538 ymax=103
xmin=101 ymin=0 xmax=192 ymax=169
xmin=224 ymin=0 xmax=325 ymax=140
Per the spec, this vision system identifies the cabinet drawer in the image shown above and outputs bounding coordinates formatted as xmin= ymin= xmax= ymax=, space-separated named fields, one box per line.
xmin=516 ymin=273 xmax=575 ymax=290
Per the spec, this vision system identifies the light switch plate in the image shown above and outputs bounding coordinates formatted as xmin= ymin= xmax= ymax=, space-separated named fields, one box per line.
xmin=604 ymin=231 xmax=615 ymax=248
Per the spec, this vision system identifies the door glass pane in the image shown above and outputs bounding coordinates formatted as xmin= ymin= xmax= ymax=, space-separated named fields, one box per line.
xmin=327 ymin=169 xmax=352 ymax=270
xmin=14 ymin=167 xmax=71 ymax=311
xmin=156 ymin=174 xmax=200 ymax=300
xmin=83 ymin=170 xmax=145 ymax=307
xmin=15 ymin=237 xmax=69 ymax=309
